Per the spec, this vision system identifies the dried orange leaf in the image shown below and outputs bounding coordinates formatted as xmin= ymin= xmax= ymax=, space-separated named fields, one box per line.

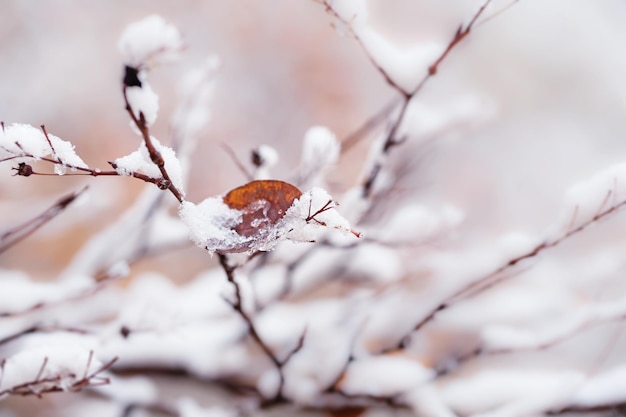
xmin=223 ymin=180 xmax=302 ymax=237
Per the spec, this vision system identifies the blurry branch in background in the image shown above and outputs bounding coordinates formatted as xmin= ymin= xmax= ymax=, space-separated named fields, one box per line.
xmin=218 ymin=254 xmax=307 ymax=403
xmin=0 ymin=325 xmax=90 ymax=347
xmin=0 ymin=353 xmax=117 ymax=399
xmin=319 ymin=0 xmax=496 ymax=198
xmin=392 ymin=187 xmax=626 ymax=351
xmin=0 ymin=187 xmax=87 ymax=255
xmin=221 ymin=142 xmax=254 ymax=182
xmin=437 ymin=307 xmax=626 ymax=378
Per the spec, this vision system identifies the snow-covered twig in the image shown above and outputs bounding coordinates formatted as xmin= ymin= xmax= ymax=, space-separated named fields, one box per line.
xmin=122 ymin=85 xmax=184 ymax=203
xmin=0 ymin=352 xmax=117 ymax=399
xmin=319 ymin=0 xmax=501 ymax=198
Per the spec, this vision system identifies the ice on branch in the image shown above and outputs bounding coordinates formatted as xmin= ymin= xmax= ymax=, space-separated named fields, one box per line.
xmin=0 ymin=347 xmax=107 ymax=398
xmin=179 ymin=181 xmax=356 ymax=255
xmin=0 ymin=123 xmax=87 ymax=169
xmin=113 ymin=137 xmax=184 ymax=194
xmin=118 ymin=15 xmax=183 ymax=68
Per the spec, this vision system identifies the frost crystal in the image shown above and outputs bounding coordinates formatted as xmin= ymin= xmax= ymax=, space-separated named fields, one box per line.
xmin=118 ymin=15 xmax=183 ymax=68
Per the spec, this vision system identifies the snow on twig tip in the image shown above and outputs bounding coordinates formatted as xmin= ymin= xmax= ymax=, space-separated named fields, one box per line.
xmin=119 ymin=15 xmax=183 ymax=68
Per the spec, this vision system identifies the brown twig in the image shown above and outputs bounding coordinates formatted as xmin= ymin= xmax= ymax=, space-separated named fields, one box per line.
xmin=122 ymin=85 xmax=184 ymax=203
xmin=319 ymin=0 xmax=497 ymax=198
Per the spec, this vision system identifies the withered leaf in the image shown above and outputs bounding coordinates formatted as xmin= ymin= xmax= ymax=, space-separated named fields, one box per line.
xmin=223 ymin=180 xmax=302 ymax=237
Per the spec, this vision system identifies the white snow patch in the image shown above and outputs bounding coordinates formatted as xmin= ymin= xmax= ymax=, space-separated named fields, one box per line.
xmin=118 ymin=15 xmax=183 ymax=68
xmin=340 ymin=355 xmax=433 ymax=396
xmin=0 ymin=123 xmax=87 ymax=168
xmin=125 ymin=82 xmax=159 ymax=127
xmin=573 ymin=364 xmax=626 ymax=406
xmin=113 ymin=137 xmax=184 ymax=195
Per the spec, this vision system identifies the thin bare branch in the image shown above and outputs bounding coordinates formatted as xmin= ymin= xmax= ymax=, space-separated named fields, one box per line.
xmin=221 ymin=142 xmax=253 ymax=181
xmin=0 ymin=187 xmax=88 ymax=254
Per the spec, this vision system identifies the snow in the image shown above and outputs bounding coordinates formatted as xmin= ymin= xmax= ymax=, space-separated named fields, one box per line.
xmin=179 ymin=197 xmax=245 ymax=255
xmin=253 ymin=144 xmax=279 ymax=179
xmin=328 ymin=0 xmax=442 ymax=92
xmin=440 ymin=369 xmax=584 ymax=417
xmin=481 ymin=295 xmax=626 ymax=352
xmin=179 ymin=187 xmax=356 ymax=255
xmin=125 ymin=82 xmax=159 ymax=127
xmin=178 ymin=398 xmax=237 ymax=417
xmin=406 ymin=384 xmax=457 ymax=417
xmin=257 ymin=368 xmax=281 ymax=399
xmin=118 ymin=15 xmax=183 ymax=68
xmin=339 ymin=355 xmax=433 ymax=396
xmin=572 ymin=364 xmax=626 ymax=406
xmin=0 ymin=123 xmax=87 ymax=168
xmin=96 ymin=375 xmax=157 ymax=404
xmin=0 ymin=346 xmax=103 ymax=395
xmin=358 ymin=29 xmax=443 ymax=93
xmin=113 ymin=137 xmax=185 ymax=194
xmin=0 ymin=270 xmax=92 ymax=314
xmin=398 ymin=96 xmax=497 ymax=142
xmin=374 ymin=203 xmax=464 ymax=243
xmin=344 ymin=243 xmax=403 ymax=283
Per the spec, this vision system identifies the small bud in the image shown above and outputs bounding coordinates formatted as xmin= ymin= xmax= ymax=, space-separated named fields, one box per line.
xmin=123 ymin=65 xmax=142 ymax=87
xmin=120 ymin=326 xmax=131 ymax=338
xmin=13 ymin=162 xmax=33 ymax=177
xmin=251 ymin=149 xmax=263 ymax=167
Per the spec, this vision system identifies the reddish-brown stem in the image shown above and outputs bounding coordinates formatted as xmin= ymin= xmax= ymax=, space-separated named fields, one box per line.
xmin=122 ymin=86 xmax=184 ymax=203
xmin=320 ymin=0 xmax=496 ymax=198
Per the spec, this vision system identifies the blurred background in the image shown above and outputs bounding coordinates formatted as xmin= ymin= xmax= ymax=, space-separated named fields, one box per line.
xmin=2 ymin=0 xmax=626 ymax=282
